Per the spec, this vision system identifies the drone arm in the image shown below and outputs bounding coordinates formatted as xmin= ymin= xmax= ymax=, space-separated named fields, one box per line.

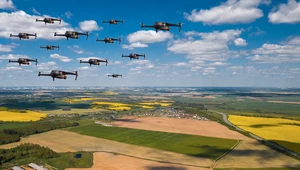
xmin=38 ymin=72 xmax=51 ymax=77
xmin=80 ymin=60 xmax=89 ymax=63
xmin=36 ymin=19 xmax=44 ymax=22
xmin=96 ymin=39 xmax=104 ymax=42
xmin=10 ymin=34 xmax=19 ymax=37
xmin=8 ymin=60 xmax=18 ymax=63
xmin=116 ymin=20 xmax=124 ymax=23
xmin=54 ymin=33 xmax=65 ymax=37
xmin=167 ymin=23 xmax=182 ymax=32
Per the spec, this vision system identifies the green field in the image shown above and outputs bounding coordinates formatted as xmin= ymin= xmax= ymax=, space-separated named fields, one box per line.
xmin=69 ymin=124 xmax=238 ymax=159
xmin=0 ymin=122 xmax=33 ymax=130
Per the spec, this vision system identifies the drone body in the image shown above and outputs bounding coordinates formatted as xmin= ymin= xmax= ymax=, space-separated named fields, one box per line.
xmin=40 ymin=45 xmax=60 ymax=50
xmin=10 ymin=33 xmax=37 ymax=40
xmin=54 ymin=31 xmax=89 ymax=40
xmin=96 ymin=38 xmax=121 ymax=44
xmin=102 ymin=20 xmax=124 ymax=25
xmin=80 ymin=59 xmax=108 ymax=66
xmin=9 ymin=58 xmax=38 ymax=66
xmin=36 ymin=18 xmax=61 ymax=25
xmin=38 ymin=70 xmax=78 ymax=81
xmin=141 ymin=22 xmax=182 ymax=32
xmin=108 ymin=74 xmax=122 ymax=78
xmin=122 ymin=53 xmax=146 ymax=60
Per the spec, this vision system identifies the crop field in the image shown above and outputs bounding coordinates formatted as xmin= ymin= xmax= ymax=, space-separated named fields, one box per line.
xmin=69 ymin=124 xmax=238 ymax=159
xmin=228 ymin=115 xmax=300 ymax=154
xmin=92 ymin=101 xmax=132 ymax=111
xmin=43 ymin=108 xmax=106 ymax=115
xmin=0 ymin=122 xmax=33 ymax=130
xmin=0 ymin=110 xmax=46 ymax=122
xmin=139 ymin=101 xmax=172 ymax=107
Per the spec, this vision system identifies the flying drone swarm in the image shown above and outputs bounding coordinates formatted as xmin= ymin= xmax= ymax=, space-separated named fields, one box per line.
xmin=40 ymin=45 xmax=60 ymax=50
xmin=36 ymin=17 xmax=61 ymax=25
xmin=10 ymin=33 xmax=37 ymax=40
xmin=108 ymin=74 xmax=122 ymax=78
xmin=9 ymin=58 xmax=38 ymax=66
xmin=80 ymin=59 xmax=108 ymax=66
xmin=96 ymin=38 xmax=121 ymax=44
xmin=141 ymin=22 xmax=182 ymax=32
xmin=122 ymin=53 xmax=146 ymax=60
xmin=102 ymin=20 xmax=124 ymax=25
xmin=38 ymin=70 xmax=78 ymax=81
xmin=54 ymin=31 xmax=89 ymax=40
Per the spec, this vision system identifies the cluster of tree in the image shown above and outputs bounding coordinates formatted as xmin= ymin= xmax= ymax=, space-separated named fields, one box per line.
xmin=172 ymin=101 xmax=207 ymax=110
xmin=0 ymin=143 xmax=59 ymax=165
xmin=0 ymin=121 xmax=79 ymax=145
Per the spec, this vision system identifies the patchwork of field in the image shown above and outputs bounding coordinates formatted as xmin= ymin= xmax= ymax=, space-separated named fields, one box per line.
xmin=66 ymin=152 xmax=207 ymax=170
xmin=268 ymin=101 xmax=300 ymax=105
xmin=216 ymin=140 xmax=300 ymax=169
xmin=43 ymin=108 xmax=106 ymax=115
xmin=228 ymin=115 xmax=300 ymax=154
xmin=139 ymin=102 xmax=172 ymax=107
xmin=92 ymin=101 xmax=172 ymax=111
xmin=0 ymin=110 xmax=46 ymax=122
xmin=68 ymin=124 xmax=238 ymax=159
xmin=113 ymin=116 xmax=249 ymax=141
xmin=0 ymin=130 xmax=212 ymax=168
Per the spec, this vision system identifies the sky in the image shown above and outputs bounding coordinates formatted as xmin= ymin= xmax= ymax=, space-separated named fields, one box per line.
xmin=0 ymin=0 xmax=300 ymax=87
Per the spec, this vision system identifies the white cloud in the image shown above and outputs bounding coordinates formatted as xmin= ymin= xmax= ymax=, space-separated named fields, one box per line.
xmin=288 ymin=36 xmax=300 ymax=45
xmin=209 ymin=62 xmax=230 ymax=66
xmin=31 ymin=8 xmax=40 ymax=15
xmin=234 ymin=38 xmax=248 ymax=46
xmin=0 ymin=43 xmax=17 ymax=52
xmin=0 ymin=54 xmax=29 ymax=60
xmin=65 ymin=11 xmax=73 ymax=19
xmin=1 ymin=66 xmax=22 ymax=71
xmin=168 ymin=29 xmax=242 ymax=61
xmin=184 ymin=0 xmax=264 ymax=24
xmin=128 ymin=30 xmax=173 ymax=44
xmin=203 ymin=67 xmax=216 ymax=75
xmin=122 ymin=42 xmax=148 ymax=50
xmin=36 ymin=61 xmax=57 ymax=70
xmin=268 ymin=0 xmax=300 ymax=24
xmin=248 ymin=43 xmax=300 ymax=63
xmin=130 ymin=66 xmax=142 ymax=71
xmin=78 ymin=66 xmax=90 ymax=70
xmin=174 ymin=62 xmax=189 ymax=67
xmin=0 ymin=0 xmax=15 ymax=9
xmin=0 ymin=10 xmax=73 ymax=40
xmin=79 ymin=20 xmax=102 ymax=32
xmin=50 ymin=53 xmax=72 ymax=62
xmin=127 ymin=60 xmax=151 ymax=66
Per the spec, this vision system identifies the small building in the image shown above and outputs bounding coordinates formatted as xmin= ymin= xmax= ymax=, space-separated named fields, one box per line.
xmin=11 ymin=166 xmax=24 ymax=170
xmin=28 ymin=163 xmax=47 ymax=170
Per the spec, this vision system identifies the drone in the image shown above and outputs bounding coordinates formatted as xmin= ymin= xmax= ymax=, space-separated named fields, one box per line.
xmin=40 ymin=45 xmax=60 ymax=50
xmin=102 ymin=20 xmax=124 ymax=25
xmin=38 ymin=70 xmax=78 ymax=81
xmin=9 ymin=58 xmax=38 ymax=66
xmin=141 ymin=22 xmax=182 ymax=32
xmin=54 ymin=31 xmax=88 ymax=40
xmin=122 ymin=53 xmax=146 ymax=60
xmin=36 ymin=17 xmax=61 ymax=25
xmin=108 ymin=74 xmax=122 ymax=78
xmin=80 ymin=59 xmax=108 ymax=66
xmin=96 ymin=38 xmax=121 ymax=44
xmin=10 ymin=33 xmax=37 ymax=40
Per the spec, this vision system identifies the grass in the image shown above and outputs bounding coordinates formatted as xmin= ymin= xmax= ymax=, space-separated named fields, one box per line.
xmin=0 ymin=110 xmax=47 ymax=122
xmin=69 ymin=124 xmax=237 ymax=159
xmin=44 ymin=152 xmax=93 ymax=170
xmin=0 ymin=122 xmax=33 ymax=130
xmin=228 ymin=115 xmax=300 ymax=154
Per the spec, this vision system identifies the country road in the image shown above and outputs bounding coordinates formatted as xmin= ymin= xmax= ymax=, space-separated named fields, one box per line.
xmin=209 ymin=110 xmax=300 ymax=158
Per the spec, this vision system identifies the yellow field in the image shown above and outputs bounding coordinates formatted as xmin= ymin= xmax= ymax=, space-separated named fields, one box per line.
xmin=103 ymin=91 xmax=118 ymax=95
xmin=140 ymin=102 xmax=172 ymax=107
xmin=141 ymin=105 xmax=154 ymax=109
xmin=0 ymin=110 xmax=46 ymax=122
xmin=228 ymin=115 xmax=300 ymax=144
xmin=80 ymin=97 xmax=98 ymax=101
xmin=93 ymin=102 xmax=131 ymax=111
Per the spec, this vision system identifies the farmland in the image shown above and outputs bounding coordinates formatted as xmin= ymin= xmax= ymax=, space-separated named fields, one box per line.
xmin=228 ymin=115 xmax=300 ymax=154
xmin=0 ymin=110 xmax=46 ymax=122
xmin=69 ymin=124 xmax=238 ymax=159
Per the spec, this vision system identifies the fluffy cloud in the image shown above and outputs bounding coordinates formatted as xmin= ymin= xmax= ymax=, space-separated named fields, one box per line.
xmin=36 ymin=61 xmax=57 ymax=70
xmin=0 ymin=10 xmax=73 ymax=40
xmin=79 ymin=20 xmax=102 ymax=32
xmin=168 ymin=29 xmax=242 ymax=62
xmin=288 ymin=36 xmax=300 ymax=45
xmin=50 ymin=53 xmax=72 ymax=62
xmin=0 ymin=54 xmax=29 ymax=60
xmin=268 ymin=0 xmax=300 ymax=24
xmin=125 ymin=30 xmax=173 ymax=49
xmin=0 ymin=0 xmax=15 ymax=9
xmin=122 ymin=42 xmax=148 ymax=50
xmin=0 ymin=43 xmax=17 ymax=52
xmin=127 ymin=60 xmax=151 ymax=66
xmin=234 ymin=38 xmax=247 ymax=46
xmin=203 ymin=67 xmax=216 ymax=75
xmin=65 ymin=11 xmax=73 ymax=19
xmin=248 ymin=43 xmax=300 ymax=63
xmin=184 ymin=0 xmax=264 ymax=24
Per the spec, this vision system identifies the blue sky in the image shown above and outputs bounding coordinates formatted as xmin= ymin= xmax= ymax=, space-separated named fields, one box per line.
xmin=0 ymin=0 xmax=300 ymax=87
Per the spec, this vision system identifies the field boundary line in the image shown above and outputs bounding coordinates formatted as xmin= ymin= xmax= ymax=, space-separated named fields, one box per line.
xmin=91 ymin=150 xmax=211 ymax=169
xmin=210 ymin=140 xmax=242 ymax=169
